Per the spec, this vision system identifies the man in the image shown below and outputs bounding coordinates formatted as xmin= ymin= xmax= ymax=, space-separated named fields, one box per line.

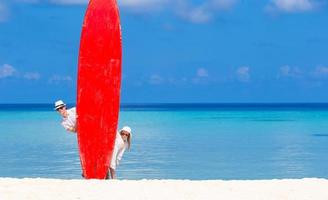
xmin=54 ymin=100 xmax=77 ymax=133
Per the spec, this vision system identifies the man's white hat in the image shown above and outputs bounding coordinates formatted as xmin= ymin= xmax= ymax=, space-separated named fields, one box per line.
xmin=54 ymin=100 xmax=66 ymax=110
xmin=121 ymin=126 xmax=132 ymax=134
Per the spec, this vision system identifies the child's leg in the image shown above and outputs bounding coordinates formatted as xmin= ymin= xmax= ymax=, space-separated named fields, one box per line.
xmin=110 ymin=167 xmax=116 ymax=179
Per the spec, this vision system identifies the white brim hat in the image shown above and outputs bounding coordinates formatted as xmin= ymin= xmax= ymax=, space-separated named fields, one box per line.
xmin=121 ymin=126 xmax=132 ymax=135
xmin=54 ymin=100 xmax=66 ymax=110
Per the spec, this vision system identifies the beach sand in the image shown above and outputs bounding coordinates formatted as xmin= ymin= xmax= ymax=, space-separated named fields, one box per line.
xmin=1 ymin=178 xmax=328 ymax=200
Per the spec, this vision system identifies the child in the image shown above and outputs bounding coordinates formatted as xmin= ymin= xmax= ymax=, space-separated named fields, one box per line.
xmin=107 ymin=126 xmax=132 ymax=179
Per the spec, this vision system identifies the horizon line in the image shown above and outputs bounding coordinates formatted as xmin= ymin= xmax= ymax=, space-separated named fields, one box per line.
xmin=1 ymin=102 xmax=328 ymax=105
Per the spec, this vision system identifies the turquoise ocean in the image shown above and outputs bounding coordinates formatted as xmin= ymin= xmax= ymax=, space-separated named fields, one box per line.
xmin=0 ymin=103 xmax=328 ymax=180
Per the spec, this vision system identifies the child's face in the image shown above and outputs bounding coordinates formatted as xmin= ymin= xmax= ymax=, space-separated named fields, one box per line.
xmin=120 ymin=131 xmax=130 ymax=142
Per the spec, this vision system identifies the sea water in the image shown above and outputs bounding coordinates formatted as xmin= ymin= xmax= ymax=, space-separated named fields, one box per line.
xmin=0 ymin=104 xmax=328 ymax=180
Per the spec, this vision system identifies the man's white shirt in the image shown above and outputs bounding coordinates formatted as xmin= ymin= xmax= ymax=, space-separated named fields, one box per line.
xmin=61 ymin=107 xmax=76 ymax=131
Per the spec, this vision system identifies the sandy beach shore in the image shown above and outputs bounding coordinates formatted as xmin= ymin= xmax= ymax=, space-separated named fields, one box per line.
xmin=1 ymin=178 xmax=328 ymax=200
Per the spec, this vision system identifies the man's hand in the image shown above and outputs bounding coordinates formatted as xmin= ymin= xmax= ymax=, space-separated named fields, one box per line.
xmin=66 ymin=127 xmax=77 ymax=133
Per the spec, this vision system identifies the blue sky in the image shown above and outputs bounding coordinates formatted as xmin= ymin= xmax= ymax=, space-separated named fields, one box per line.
xmin=0 ymin=0 xmax=328 ymax=103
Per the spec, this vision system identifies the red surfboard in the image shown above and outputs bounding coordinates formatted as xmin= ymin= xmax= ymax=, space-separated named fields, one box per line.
xmin=76 ymin=0 xmax=122 ymax=179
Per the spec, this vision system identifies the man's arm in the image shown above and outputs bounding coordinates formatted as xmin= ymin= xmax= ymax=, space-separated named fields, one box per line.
xmin=62 ymin=122 xmax=77 ymax=133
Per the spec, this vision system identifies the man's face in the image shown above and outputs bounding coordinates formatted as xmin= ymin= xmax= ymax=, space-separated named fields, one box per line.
xmin=57 ymin=106 xmax=68 ymax=117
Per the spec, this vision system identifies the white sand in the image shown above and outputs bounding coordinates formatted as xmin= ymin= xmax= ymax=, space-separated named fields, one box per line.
xmin=1 ymin=178 xmax=328 ymax=200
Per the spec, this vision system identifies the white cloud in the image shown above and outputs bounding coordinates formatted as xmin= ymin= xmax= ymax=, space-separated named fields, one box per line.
xmin=313 ymin=66 xmax=328 ymax=78
xmin=0 ymin=2 xmax=9 ymax=23
xmin=211 ymin=0 xmax=237 ymax=9
xmin=19 ymin=0 xmax=237 ymax=23
xmin=177 ymin=3 xmax=212 ymax=24
xmin=177 ymin=0 xmax=237 ymax=23
xmin=278 ymin=65 xmax=302 ymax=78
xmin=48 ymin=75 xmax=73 ymax=84
xmin=24 ymin=72 xmax=41 ymax=80
xmin=236 ymin=66 xmax=250 ymax=82
xmin=197 ymin=68 xmax=209 ymax=78
xmin=0 ymin=63 xmax=43 ymax=81
xmin=48 ymin=0 xmax=87 ymax=5
xmin=0 ymin=64 xmax=16 ymax=78
xmin=30 ymin=0 xmax=167 ymax=7
xmin=120 ymin=0 xmax=169 ymax=12
xmin=15 ymin=0 xmax=40 ymax=3
xmin=267 ymin=0 xmax=318 ymax=13
xmin=16 ymin=0 xmax=87 ymax=4
xmin=280 ymin=65 xmax=291 ymax=76
xmin=119 ymin=0 xmax=237 ymax=21
xmin=192 ymin=67 xmax=211 ymax=85
xmin=148 ymin=74 xmax=164 ymax=85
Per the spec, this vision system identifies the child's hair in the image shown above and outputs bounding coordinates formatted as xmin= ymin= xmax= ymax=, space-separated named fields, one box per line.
xmin=127 ymin=134 xmax=131 ymax=150
xmin=120 ymin=130 xmax=131 ymax=150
